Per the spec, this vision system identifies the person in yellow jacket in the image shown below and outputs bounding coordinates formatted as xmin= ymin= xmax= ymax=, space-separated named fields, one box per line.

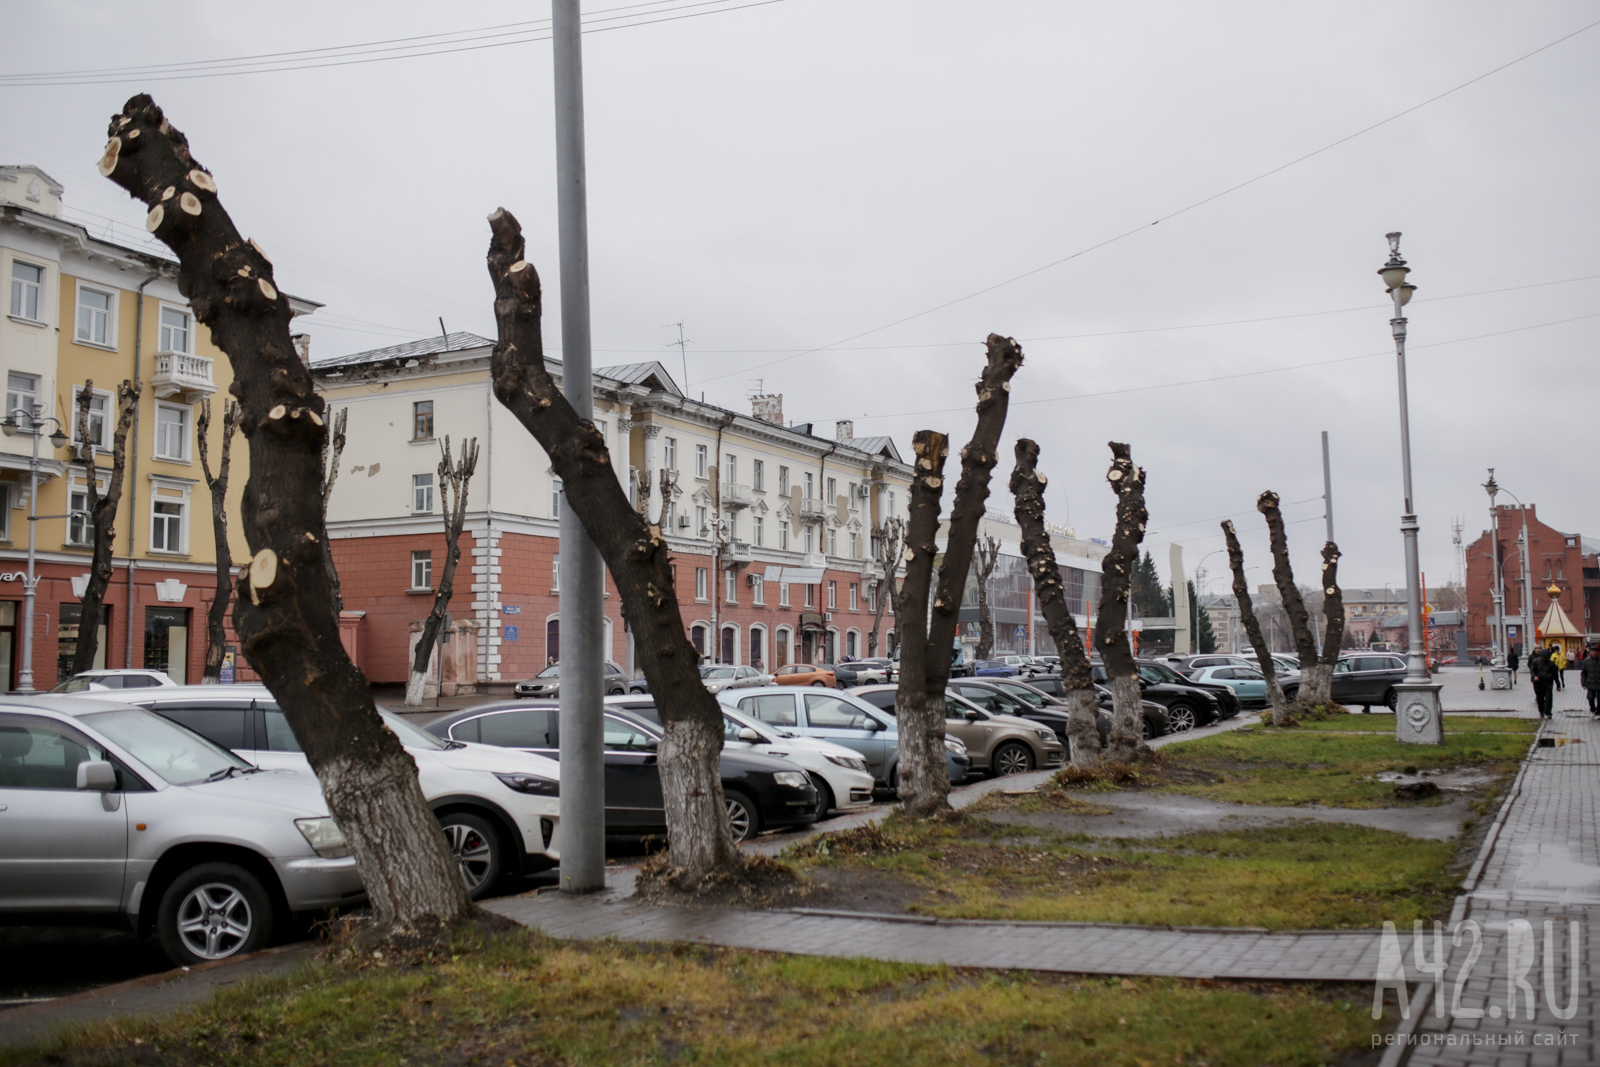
xmin=1552 ymin=643 xmax=1568 ymax=691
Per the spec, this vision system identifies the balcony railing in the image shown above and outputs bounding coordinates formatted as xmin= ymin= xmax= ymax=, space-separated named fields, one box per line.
xmin=724 ymin=540 xmax=753 ymax=562
xmin=151 ymin=351 xmax=216 ymax=402
xmin=799 ymin=497 xmax=826 ymax=522
xmin=719 ymin=482 xmax=752 ymax=509
xmin=801 ymin=552 xmax=827 ymax=569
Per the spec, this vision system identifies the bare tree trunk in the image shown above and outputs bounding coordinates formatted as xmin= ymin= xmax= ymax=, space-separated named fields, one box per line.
xmin=1222 ymin=520 xmax=1290 ymax=722
xmin=896 ymin=335 xmax=1024 ymax=816
xmin=320 ymin=407 xmax=348 ymax=614
xmin=196 ymin=398 xmax=239 ymax=685
xmin=1011 ymin=440 xmax=1101 ymax=768
xmin=1309 ymin=541 xmax=1346 ymax=707
xmin=102 ymin=95 xmax=473 ymax=932
xmin=486 ymin=209 xmax=741 ymax=886
xmin=406 ymin=436 xmax=479 ymax=707
xmin=867 ymin=517 xmax=904 ymax=656
xmin=1257 ymin=492 xmax=1320 ymax=700
xmin=71 ymin=381 xmax=137 ymax=678
xmin=973 ymin=535 xmax=999 ymax=660
xmin=656 ymin=468 xmax=676 ymax=529
xmin=635 ymin=467 xmax=652 ymax=518
xmin=1093 ymin=443 xmax=1150 ymax=761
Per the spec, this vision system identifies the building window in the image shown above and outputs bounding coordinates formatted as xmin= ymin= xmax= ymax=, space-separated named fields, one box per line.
xmin=725 ymin=454 xmax=737 ymax=485
xmin=76 ymin=285 xmax=113 ymax=346
xmin=695 ymin=566 xmax=708 ymax=601
xmin=667 ymin=500 xmax=678 ymax=529
xmin=551 ymin=477 xmax=562 ymax=519
xmin=413 ymin=400 xmax=434 ymax=441
xmin=805 ymin=584 xmax=815 ymax=608
xmin=826 ymin=477 xmax=836 ymax=507
xmin=779 ymin=521 xmax=789 ymax=551
xmin=725 ymin=570 xmax=736 ymax=604
xmin=412 ymin=551 xmax=433 ymax=590
xmin=848 ymin=482 xmax=859 ymax=511
xmin=779 ymin=582 xmax=791 ymax=608
xmin=151 ymin=499 xmax=185 ymax=553
xmin=827 ymin=528 xmax=837 ymax=556
xmin=752 ymin=576 xmax=765 ymax=606
xmin=828 ymin=581 xmax=837 ymax=610
xmin=752 ymin=459 xmax=764 ymax=492
xmin=849 ymin=583 xmax=858 ymax=611
xmin=154 ymin=403 xmax=190 ymax=461
xmin=867 ymin=586 xmax=876 ymax=613
xmin=695 ymin=505 xmax=708 ymax=537
xmin=0 ymin=483 xmax=10 ymax=540
xmin=694 ymin=444 xmax=708 ymax=479
xmin=552 ymin=553 xmax=560 ymax=592
xmin=753 ymin=516 xmax=764 ymax=547
xmin=847 ymin=630 xmax=859 ymax=658
xmin=804 ymin=472 xmax=814 ymax=501
xmin=750 ymin=625 xmax=765 ymax=669
xmin=10 ymin=261 xmax=43 ymax=321
xmin=68 ymin=480 xmax=96 ymax=546
xmin=804 ymin=526 xmax=815 ymax=555
xmin=6 ymin=372 xmax=39 ymax=429
xmin=849 ymin=531 xmax=859 ymax=559
xmin=412 ymin=473 xmax=435 ymax=514
xmin=664 ymin=436 xmax=677 ymax=471
xmin=158 ymin=306 xmax=192 ymax=353
xmin=888 ymin=490 xmax=896 ymax=518
xmin=71 ymin=388 xmax=110 ymax=450
xmin=778 ymin=465 xmax=789 ymax=495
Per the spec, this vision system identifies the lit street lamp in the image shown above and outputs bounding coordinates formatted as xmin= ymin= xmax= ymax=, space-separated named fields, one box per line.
xmin=1378 ymin=233 xmax=1443 ymax=743
xmin=0 ymin=404 xmax=72 ymax=692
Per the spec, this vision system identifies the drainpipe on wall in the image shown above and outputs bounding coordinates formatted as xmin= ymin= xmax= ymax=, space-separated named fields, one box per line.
xmin=710 ymin=411 xmax=735 ymax=663
xmin=126 ymin=268 xmax=163 ymax=668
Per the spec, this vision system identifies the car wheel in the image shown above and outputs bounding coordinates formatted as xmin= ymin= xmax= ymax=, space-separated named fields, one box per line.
xmin=438 ymin=812 xmax=503 ymax=899
xmin=1283 ymin=687 xmax=1299 ymax=702
xmin=724 ymin=790 xmax=760 ymax=843
xmin=811 ymin=681 xmax=827 ymax=688
xmin=630 ymin=684 xmax=648 ymax=693
xmin=1165 ymin=702 xmax=1198 ymax=732
xmin=992 ymin=742 xmax=1034 ymax=777
xmin=156 ymin=862 xmax=273 ymax=966
xmin=607 ymin=686 xmax=625 ymax=696
xmin=808 ymin=774 xmax=836 ymax=817
xmin=1384 ymin=688 xmax=1398 ymax=712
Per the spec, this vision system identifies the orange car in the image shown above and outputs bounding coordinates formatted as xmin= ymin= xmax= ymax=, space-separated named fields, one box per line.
xmin=772 ymin=663 xmax=837 ymax=688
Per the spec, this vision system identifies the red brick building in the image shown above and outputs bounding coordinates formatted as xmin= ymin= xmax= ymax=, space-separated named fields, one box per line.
xmin=1464 ymin=503 xmax=1598 ymax=656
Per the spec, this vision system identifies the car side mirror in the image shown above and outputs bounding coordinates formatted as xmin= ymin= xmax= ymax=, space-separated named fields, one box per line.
xmin=77 ymin=760 xmax=116 ymax=791
xmin=867 ymin=718 xmax=886 ymax=732
xmin=737 ymin=727 xmax=761 ymax=742
xmin=966 ymin=709 xmax=983 ymax=720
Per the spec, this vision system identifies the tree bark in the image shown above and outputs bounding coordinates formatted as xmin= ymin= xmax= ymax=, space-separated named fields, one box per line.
xmin=485 ymin=208 xmax=740 ymax=886
xmin=892 ymin=430 xmax=949 ymax=815
xmin=656 ymin=468 xmax=676 ymax=529
xmin=867 ymin=517 xmax=904 ymax=657
xmin=102 ymin=95 xmax=473 ymax=932
xmin=406 ymin=436 xmax=479 ymax=707
xmin=896 ymin=334 xmax=1024 ymax=816
xmin=1092 ymin=443 xmax=1150 ymax=761
xmin=973 ymin=535 xmax=999 ymax=659
xmin=1221 ymin=520 xmax=1290 ymax=722
xmin=1257 ymin=491 xmax=1320 ymax=693
xmin=1011 ymin=439 xmax=1101 ymax=768
xmin=1309 ymin=541 xmax=1346 ymax=707
xmin=320 ymin=407 xmax=348 ymax=614
xmin=71 ymin=380 xmax=137 ymax=678
xmin=196 ymin=397 xmax=239 ymax=685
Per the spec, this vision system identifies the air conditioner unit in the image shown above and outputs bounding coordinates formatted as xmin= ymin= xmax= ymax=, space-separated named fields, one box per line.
xmin=855 ymin=484 xmax=872 ymax=499
xmin=747 ymin=573 xmax=761 ymax=587
xmin=677 ymin=515 xmax=691 ymax=528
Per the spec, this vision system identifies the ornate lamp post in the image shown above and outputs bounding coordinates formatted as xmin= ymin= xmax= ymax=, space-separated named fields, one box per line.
xmin=0 ymin=403 xmax=71 ymax=691
xmin=1483 ymin=471 xmax=1511 ymax=689
xmin=1378 ymin=233 xmax=1443 ymax=743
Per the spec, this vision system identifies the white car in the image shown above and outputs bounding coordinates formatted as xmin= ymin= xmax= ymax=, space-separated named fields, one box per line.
xmin=50 ymin=669 xmax=177 ymax=693
xmin=110 ymin=686 xmax=562 ymax=899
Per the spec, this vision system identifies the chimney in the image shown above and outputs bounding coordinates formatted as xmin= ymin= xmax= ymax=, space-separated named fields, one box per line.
xmin=835 ymin=420 xmax=853 ymax=442
xmin=291 ymin=333 xmax=311 ymax=365
xmin=750 ymin=392 xmax=783 ymax=425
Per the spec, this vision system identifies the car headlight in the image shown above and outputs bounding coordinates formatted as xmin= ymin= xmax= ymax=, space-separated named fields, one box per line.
xmin=295 ymin=817 xmax=351 ymax=859
xmin=824 ymin=753 xmax=867 ymax=771
xmin=1035 ymin=728 xmax=1054 ymax=742
xmin=772 ymin=771 xmax=808 ymax=789
xmin=495 ymin=772 xmax=560 ymax=797
xmin=943 ymin=737 xmax=967 ymax=755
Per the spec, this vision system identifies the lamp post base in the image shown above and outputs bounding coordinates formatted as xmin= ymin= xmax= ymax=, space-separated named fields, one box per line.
xmin=1393 ymin=682 xmax=1444 ymax=745
xmin=1489 ymin=666 xmax=1512 ymax=691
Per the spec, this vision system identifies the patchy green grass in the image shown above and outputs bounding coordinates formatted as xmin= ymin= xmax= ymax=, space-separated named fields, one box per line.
xmin=3 ymin=929 xmax=1383 ymax=1067
xmin=1268 ymin=714 xmax=1538 ymax=735
xmin=787 ymin=813 xmax=1458 ymax=930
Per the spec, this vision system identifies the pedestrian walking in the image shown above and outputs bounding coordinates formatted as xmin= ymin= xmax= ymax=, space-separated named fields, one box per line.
xmin=1530 ymin=646 xmax=1557 ymax=719
xmin=1552 ymin=643 xmax=1567 ymax=690
xmin=1508 ymin=647 xmax=1520 ymax=685
xmin=1583 ymin=648 xmax=1600 ymax=718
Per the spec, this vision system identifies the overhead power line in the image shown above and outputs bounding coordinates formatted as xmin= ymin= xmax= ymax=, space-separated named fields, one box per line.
xmin=695 ymin=16 xmax=1600 ymax=386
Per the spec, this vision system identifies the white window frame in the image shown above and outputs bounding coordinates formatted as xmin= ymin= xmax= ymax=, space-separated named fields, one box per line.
xmin=695 ymin=566 xmax=709 ymax=601
xmin=67 ymin=474 xmax=105 ymax=547
xmin=695 ymin=505 xmax=708 ymax=537
xmin=725 ymin=570 xmax=737 ymax=605
xmin=779 ymin=582 xmax=790 ymax=608
xmin=827 ymin=528 xmax=838 ymax=556
xmin=778 ymin=465 xmax=789 ymax=495
xmin=752 ymin=516 xmax=763 ymax=547
xmin=778 ymin=521 xmax=789 ymax=551
xmin=552 ymin=553 xmax=561 ymax=592
xmin=153 ymin=401 xmax=191 ymax=462
xmin=695 ymin=444 xmax=708 ymax=479
xmin=828 ymin=581 xmax=837 ymax=610
xmin=804 ymin=472 xmax=814 ymax=500
xmin=752 ymin=459 xmax=764 ymax=492
xmin=805 ymin=584 xmax=815 ymax=608
xmin=147 ymin=477 xmax=191 ymax=555
xmin=5 ymin=372 xmax=40 ymax=430
xmin=664 ymin=436 xmax=677 ymax=471
xmin=70 ymin=386 xmax=113 ymax=451
xmin=804 ymin=526 xmax=815 ymax=554
xmin=413 ymin=472 xmax=435 ymax=514
xmin=826 ymin=477 xmax=837 ymax=506
xmin=849 ymin=531 xmax=859 ymax=559
xmin=752 ymin=575 xmax=765 ymax=606
xmin=848 ymin=482 xmax=859 ymax=512
xmin=10 ymin=259 xmax=44 ymax=323
xmin=157 ymin=303 xmax=193 ymax=354
xmin=849 ymin=583 xmax=858 ymax=611
xmin=411 ymin=550 xmax=433 ymax=590
xmin=74 ymin=281 xmax=116 ymax=348
xmin=551 ymin=477 xmax=562 ymax=519
xmin=725 ymin=453 xmax=737 ymax=485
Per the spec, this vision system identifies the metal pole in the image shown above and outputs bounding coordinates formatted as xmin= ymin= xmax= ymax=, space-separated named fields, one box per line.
xmin=17 ymin=411 xmax=40 ymax=691
xmin=1520 ymin=511 xmax=1533 ymax=655
xmin=1321 ymin=431 xmax=1335 ymax=543
xmin=1390 ymin=279 xmax=1428 ymax=685
xmin=553 ymin=0 xmax=605 ymax=895
xmin=1488 ymin=488 xmax=1504 ymax=665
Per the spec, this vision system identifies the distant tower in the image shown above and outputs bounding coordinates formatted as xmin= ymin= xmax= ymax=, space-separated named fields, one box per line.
xmin=1452 ymin=516 xmax=1465 ymax=589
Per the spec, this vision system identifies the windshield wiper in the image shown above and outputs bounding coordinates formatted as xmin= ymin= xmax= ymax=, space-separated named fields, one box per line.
xmin=203 ymin=766 xmax=243 ymax=782
xmin=443 ymin=740 xmax=466 ymax=749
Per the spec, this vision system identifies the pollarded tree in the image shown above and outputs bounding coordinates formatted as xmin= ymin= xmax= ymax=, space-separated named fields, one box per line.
xmin=973 ymin=535 xmax=1000 ymax=659
xmin=867 ymin=516 xmax=904 ymax=657
xmin=320 ymin=407 xmax=349 ymax=613
xmin=1221 ymin=519 xmax=1290 ymax=723
xmin=70 ymin=380 xmax=137 ymax=677
xmin=1092 ymin=443 xmax=1149 ymax=762
xmin=486 ymin=209 xmax=741 ymax=885
xmin=1257 ymin=492 xmax=1320 ymax=700
xmin=405 ymin=436 xmax=479 ymax=707
xmin=1011 ymin=439 xmax=1101 ymax=768
xmin=102 ymin=95 xmax=473 ymax=932
xmin=1307 ymin=541 xmax=1346 ymax=707
xmin=894 ymin=336 xmax=1024 ymax=817
xmin=196 ymin=397 xmax=239 ymax=684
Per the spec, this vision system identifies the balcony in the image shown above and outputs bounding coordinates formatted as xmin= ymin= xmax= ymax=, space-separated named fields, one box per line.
xmin=720 ymin=482 xmax=752 ymax=510
xmin=151 ymin=351 xmax=216 ymax=403
xmin=801 ymin=552 xmax=827 ymax=570
xmin=724 ymin=540 xmax=753 ymax=563
xmin=799 ymin=497 xmax=826 ymax=523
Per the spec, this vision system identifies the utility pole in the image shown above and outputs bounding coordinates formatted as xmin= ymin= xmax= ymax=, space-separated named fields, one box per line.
xmin=1321 ymin=430 xmax=1335 ymax=543
xmin=552 ymin=0 xmax=605 ymax=894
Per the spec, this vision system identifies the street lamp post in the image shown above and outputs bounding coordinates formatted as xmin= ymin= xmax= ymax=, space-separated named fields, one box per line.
xmin=1482 ymin=471 xmax=1512 ymax=689
xmin=1 ymin=404 xmax=70 ymax=691
xmin=1378 ymin=233 xmax=1443 ymax=744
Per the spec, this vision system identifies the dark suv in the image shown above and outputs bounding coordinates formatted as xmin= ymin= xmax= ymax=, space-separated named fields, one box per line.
xmin=944 ymin=677 xmax=1168 ymax=742
xmin=1332 ymin=653 xmax=1410 ymax=711
xmin=1088 ymin=660 xmax=1232 ymax=732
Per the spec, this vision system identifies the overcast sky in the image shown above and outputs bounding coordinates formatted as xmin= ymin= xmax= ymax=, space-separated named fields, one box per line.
xmin=5 ymin=1 xmax=1597 ymax=599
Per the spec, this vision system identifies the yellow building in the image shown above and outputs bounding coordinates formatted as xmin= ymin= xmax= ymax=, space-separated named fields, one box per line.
xmin=1 ymin=165 xmax=318 ymax=686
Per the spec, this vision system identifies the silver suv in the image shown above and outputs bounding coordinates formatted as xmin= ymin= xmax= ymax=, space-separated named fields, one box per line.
xmin=0 ymin=696 xmax=364 ymax=966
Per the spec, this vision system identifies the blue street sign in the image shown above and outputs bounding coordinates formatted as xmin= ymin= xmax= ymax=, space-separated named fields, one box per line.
xmin=504 ymin=625 xmax=519 ymax=642
xmin=502 ymin=605 xmax=521 ymax=615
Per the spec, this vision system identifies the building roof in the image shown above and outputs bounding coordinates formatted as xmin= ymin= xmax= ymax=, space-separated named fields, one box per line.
xmin=596 ymin=362 xmax=683 ymax=397
xmin=848 ymin=435 xmax=903 ymax=463
xmin=1539 ymin=599 xmax=1582 ymax=638
xmin=311 ymin=331 xmax=493 ymax=369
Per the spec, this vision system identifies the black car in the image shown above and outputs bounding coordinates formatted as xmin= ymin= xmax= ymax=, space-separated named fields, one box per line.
xmin=1089 ymin=660 xmax=1232 ymax=731
xmin=1015 ymin=673 xmax=1171 ymax=739
xmin=1135 ymin=658 xmax=1240 ymax=726
xmin=425 ymin=702 xmax=818 ymax=841
xmin=1332 ymin=653 xmax=1410 ymax=711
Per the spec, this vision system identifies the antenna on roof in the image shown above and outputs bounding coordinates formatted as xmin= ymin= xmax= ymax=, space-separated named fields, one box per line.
xmin=438 ymin=317 xmax=451 ymax=352
xmin=664 ymin=321 xmax=690 ymax=391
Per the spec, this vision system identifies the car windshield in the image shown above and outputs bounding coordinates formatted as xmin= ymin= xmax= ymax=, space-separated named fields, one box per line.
xmin=1138 ymin=662 xmax=1183 ymax=683
xmin=704 ymin=667 xmax=737 ymax=680
xmin=995 ymin=682 xmax=1045 ymax=706
xmin=50 ymin=675 xmax=109 ymax=693
xmin=380 ymin=710 xmax=447 ymax=751
xmin=723 ymin=707 xmax=781 ymax=743
xmin=83 ymin=707 xmax=250 ymax=785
